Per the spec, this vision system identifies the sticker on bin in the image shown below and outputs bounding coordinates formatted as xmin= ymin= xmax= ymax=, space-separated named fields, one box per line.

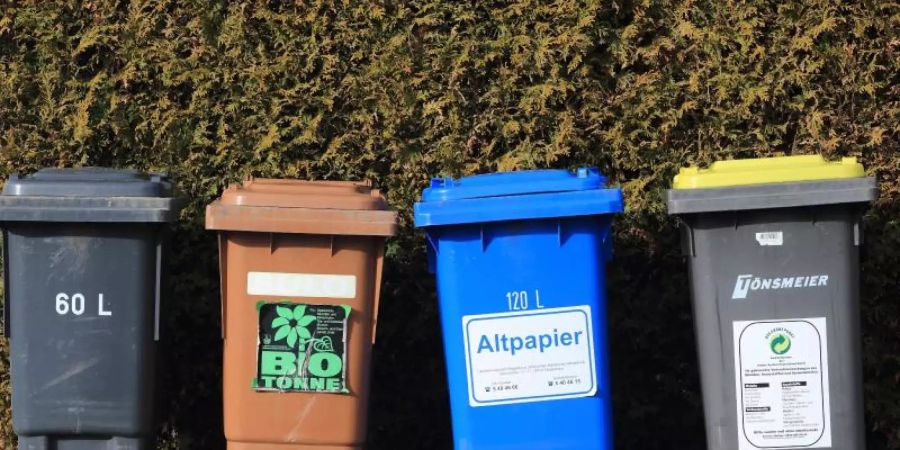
xmin=755 ymin=231 xmax=784 ymax=246
xmin=247 ymin=272 xmax=356 ymax=299
xmin=255 ymin=302 xmax=350 ymax=394
xmin=462 ymin=305 xmax=597 ymax=407
xmin=733 ymin=318 xmax=831 ymax=450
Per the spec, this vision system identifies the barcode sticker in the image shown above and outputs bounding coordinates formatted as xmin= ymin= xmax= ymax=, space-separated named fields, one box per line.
xmin=755 ymin=232 xmax=784 ymax=246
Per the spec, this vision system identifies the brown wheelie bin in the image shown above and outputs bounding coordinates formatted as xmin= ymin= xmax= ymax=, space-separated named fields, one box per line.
xmin=206 ymin=179 xmax=397 ymax=450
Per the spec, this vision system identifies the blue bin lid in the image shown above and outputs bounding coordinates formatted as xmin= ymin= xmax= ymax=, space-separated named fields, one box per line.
xmin=414 ymin=168 xmax=623 ymax=227
xmin=0 ymin=168 xmax=181 ymax=223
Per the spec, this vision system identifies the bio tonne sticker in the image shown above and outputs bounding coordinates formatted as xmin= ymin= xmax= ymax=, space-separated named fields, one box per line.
xmin=255 ymin=302 xmax=350 ymax=394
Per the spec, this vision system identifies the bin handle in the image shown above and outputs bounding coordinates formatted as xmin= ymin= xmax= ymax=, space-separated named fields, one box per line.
xmin=371 ymin=239 xmax=386 ymax=345
xmin=677 ymin=218 xmax=696 ymax=257
xmin=218 ymin=234 xmax=228 ymax=340
xmin=154 ymin=234 xmax=162 ymax=341
xmin=602 ymin=226 xmax=614 ymax=262
xmin=2 ymin=230 xmax=10 ymax=337
xmin=424 ymin=231 xmax=438 ymax=274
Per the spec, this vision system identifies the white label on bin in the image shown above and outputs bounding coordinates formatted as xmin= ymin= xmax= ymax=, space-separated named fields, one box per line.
xmin=247 ymin=272 xmax=356 ymax=299
xmin=733 ymin=318 xmax=831 ymax=449
xmin=462 ymin=305 xmax=597 ymax=407
xmin=755 ymin=231 xmax=784 ymax=246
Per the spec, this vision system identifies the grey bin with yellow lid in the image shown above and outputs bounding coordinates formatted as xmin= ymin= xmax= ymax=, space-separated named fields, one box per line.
xmin=666 ymin=155 xmax=877 ymax=450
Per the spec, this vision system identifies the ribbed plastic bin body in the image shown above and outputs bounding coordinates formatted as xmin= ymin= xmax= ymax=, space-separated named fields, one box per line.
xmin=0 ymin=168 xmax=181 ymax=450
xmin=667 ymin=156 xmax=877 ymax=450
xmin=414 ymin=169 xmax=623 ymax=450
xmin=206 ymin=179 xmax=397 ymax=450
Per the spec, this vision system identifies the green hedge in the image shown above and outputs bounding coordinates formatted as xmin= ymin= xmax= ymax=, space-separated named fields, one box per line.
xmin=0 ymin=1 xmax=897 ymax=448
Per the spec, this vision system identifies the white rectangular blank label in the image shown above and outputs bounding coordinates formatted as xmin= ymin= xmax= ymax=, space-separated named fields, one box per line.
xmin=247 ymin=272 xmax=357 ymax=299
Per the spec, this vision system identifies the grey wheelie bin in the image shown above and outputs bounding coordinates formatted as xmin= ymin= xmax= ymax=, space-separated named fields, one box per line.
xmin=0 ymin=168 xmax=182 ymax=450
xmin=667 ymin=155 xmax=878 ymax=450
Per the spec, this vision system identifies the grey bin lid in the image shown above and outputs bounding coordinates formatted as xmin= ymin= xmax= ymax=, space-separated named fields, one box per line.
xmin=0 ymin=167 xmax=182 ymax=223
xmin=667 ymin=177 xmax=878 ymax=215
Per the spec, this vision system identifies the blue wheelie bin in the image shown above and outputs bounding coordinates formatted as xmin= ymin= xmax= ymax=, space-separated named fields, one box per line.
xmin=414 ymin=168 xmax=624 ymax=450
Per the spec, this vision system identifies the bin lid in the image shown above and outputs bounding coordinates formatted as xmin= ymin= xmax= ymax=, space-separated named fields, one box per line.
xmin=672 ymin=155 xmax=865 ymax=189
xmin=205 ymin=178 xmax=398 ymax=236
xmin=667 ymin=155 xmax=877 ymax=214
xmin=0 ymin=167 xmax=181 ymax=223
xmin=413 ymin=168 xmax=623 ymax=227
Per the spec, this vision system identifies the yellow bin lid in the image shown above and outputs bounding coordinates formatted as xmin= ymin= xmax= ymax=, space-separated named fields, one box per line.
xmin=673 ymin=155 xmax=866 ymax=189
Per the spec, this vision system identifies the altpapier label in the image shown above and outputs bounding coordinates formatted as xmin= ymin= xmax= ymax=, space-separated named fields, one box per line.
xmin=733 ymin=318 xmax=831 ymax=449
xmin=462 ymin=306 xmax=597 ymax=407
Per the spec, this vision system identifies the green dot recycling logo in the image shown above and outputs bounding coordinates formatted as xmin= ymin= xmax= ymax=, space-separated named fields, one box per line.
xmin=769 ymin=333 xmax=792 ymax=355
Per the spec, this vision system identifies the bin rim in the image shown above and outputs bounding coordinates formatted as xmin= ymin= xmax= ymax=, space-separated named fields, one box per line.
xmin=666 ymin=177 xmax=878 ymax=215
xmin=0 ymin=196 xmax=184 ymax=223
xmin=413 ymin=167 xmax=624 ymax=228
xmin=0 ymin=168 xmax=183 ymax=223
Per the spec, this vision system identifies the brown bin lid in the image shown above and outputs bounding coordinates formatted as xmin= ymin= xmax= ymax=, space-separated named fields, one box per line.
xmin=206 ymin=178 xmax=398 ymax=236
